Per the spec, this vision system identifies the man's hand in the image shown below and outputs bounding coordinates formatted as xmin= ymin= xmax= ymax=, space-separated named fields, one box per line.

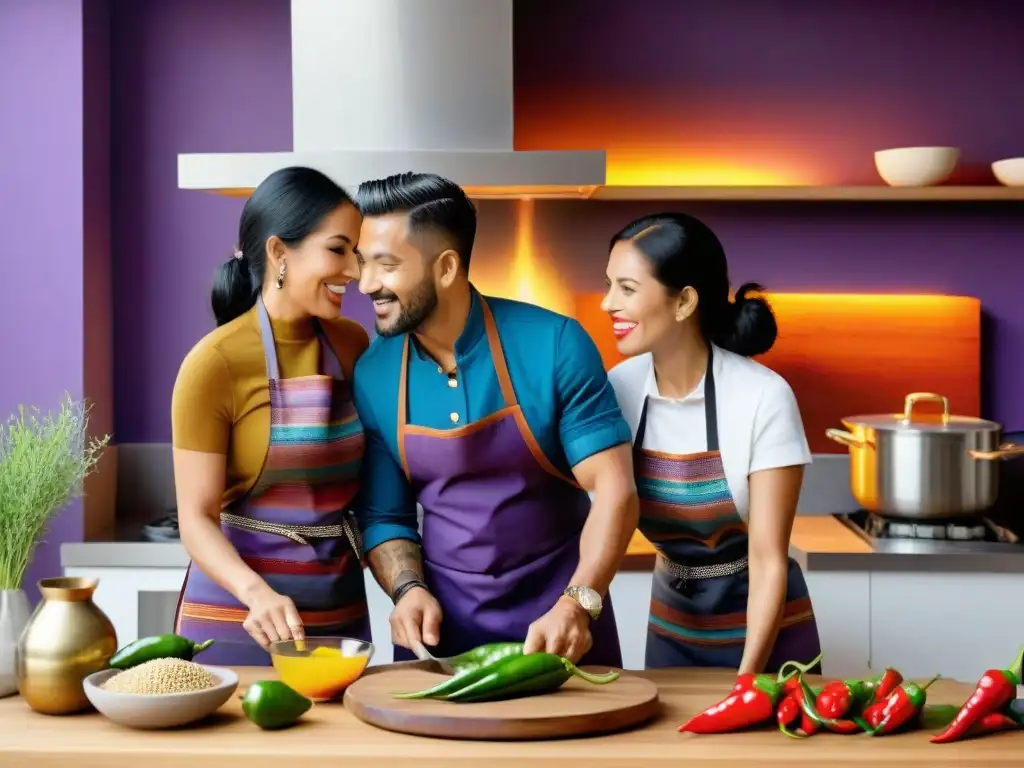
xmin=390 ymin=586 xmax=443 ymax=651
xmin=523 ymin=596 xmax=592 ymax=662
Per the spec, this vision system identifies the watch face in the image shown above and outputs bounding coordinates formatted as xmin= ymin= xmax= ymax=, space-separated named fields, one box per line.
xmin=570 ymin=586 xmax=601 ymax=614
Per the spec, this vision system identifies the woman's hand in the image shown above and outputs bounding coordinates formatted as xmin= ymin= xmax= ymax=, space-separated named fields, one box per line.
xmin=242 ymin=583 xmax=305 ymax=648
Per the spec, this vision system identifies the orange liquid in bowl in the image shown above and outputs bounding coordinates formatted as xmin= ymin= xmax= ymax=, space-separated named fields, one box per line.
xmin=271 ymin=645 xmax=369 ymax=701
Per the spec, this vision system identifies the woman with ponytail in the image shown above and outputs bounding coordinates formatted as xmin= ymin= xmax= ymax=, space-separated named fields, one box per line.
xmin=170 ymin=166 xmax=372 ymax=664
xmin=601 ymin=212 xmax=821 ymax=674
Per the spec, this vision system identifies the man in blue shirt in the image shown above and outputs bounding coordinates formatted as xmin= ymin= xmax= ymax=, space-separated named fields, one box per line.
xmin=351 ymin=172 xmax=638 ymax=666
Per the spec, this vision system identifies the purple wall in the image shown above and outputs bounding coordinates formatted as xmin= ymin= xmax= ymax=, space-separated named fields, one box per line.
xmin=107 ymin=0 xmax=1024 ymax=445
xmin=0 ymin=0 xmax=112 ymax=597
xmin=109 ymin=0 xmax=374 ymax=444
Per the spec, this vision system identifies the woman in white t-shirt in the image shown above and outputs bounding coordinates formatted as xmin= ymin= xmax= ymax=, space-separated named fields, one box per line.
xmin=601 ymin=212 xmax=822 ymax=674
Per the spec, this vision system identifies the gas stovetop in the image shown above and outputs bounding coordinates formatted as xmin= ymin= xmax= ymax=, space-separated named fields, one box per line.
xmin=835 ymin=510 xmax=1022 ymax=556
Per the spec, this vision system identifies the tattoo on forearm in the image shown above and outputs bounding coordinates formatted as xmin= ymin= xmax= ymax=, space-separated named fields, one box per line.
xmin=368 ymin=539 xmax=424 ymax=595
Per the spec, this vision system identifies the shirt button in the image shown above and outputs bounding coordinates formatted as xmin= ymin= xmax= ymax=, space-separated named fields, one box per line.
xmin=447 ymin=378 xmax=458 ymax=389
xmin=437 ymin=365 xmax=444 ymax=374
xmin=450 ymin=412 xmax=460 ymax=424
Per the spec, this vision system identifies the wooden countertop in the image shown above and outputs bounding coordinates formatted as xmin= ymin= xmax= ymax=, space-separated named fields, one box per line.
xmin=2 ymin=666 xmax=1021 ymax=767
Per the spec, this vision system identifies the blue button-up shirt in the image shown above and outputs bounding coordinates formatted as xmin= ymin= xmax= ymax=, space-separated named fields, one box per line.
xmin=351 ymin=290 xmax=632 ymax=553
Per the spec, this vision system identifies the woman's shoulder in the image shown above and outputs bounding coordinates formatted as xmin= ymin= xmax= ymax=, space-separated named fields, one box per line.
xmin=177 ymin=310 xmax=260 ymax=382
xmin=713 ymin=345 xmax=797 ymax=404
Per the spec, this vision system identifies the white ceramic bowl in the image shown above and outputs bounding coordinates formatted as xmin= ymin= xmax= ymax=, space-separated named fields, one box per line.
xmin=992 ymin=157 xmax=1024 ymax=187
xmin=83 ymin=665 xmax=238 ymax=729
xmin=874 ymin=146 xmax=960 ymax=187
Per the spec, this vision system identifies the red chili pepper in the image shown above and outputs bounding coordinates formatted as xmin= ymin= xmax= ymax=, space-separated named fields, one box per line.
xmin=868 ymin=668 xmax=903 ymax=705
xmin=785 ymin=676 xmax=869 ymax=738
xmin=870 ymin=675 xmax=940 ymax=736
xmin=964 ymin=711 xmax=1023 ymax=739
xmin=682 ymin=653 xmax=822 ymax=735
xmin=816 ymin=677 xmax=875 ymax=718
xmin=825 ymin=718 xmax=865 ymax=734
xmin=678 ymin=673 xmax=780 ymax=733
xmin=778 ymin=684 xmax=821 ymax=737
xmin=930 ymin=645 xmax=1024 ymax=745
xmin=862 ymin=699 xmax=886 ymax=730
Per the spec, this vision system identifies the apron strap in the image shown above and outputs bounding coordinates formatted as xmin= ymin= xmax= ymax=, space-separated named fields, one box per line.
xmin=398 ymin=336 xmax=412 ymax=480
xmin=256 ymin=295 xmax=282 ymax=381
xmin=256 ymin=294 xmax=346 ymax=382
xmin=634 ymin=346 xmax=718 ymax=452
xmin=479 ymin=297 xmax=518 ymax=409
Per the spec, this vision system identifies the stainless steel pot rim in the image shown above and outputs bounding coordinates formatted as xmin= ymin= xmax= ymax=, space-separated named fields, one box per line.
xmin=842 ymin=414 xmax=1002 ymax=432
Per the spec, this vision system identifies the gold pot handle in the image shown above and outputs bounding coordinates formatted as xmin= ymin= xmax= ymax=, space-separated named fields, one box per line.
xmin=902 ymin=392 xmax=950 ymax=426
xmin=825 ymin=428 xmax=870 ymax=449
xmin=969 ymin=443 xmax=1024 ymax=460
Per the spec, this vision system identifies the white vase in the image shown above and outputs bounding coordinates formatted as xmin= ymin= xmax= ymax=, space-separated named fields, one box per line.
xmin=0 ymin=589 xmax=31 ymax=698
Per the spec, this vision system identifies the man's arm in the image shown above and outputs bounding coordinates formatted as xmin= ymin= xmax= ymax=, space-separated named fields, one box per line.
xmin=351 ymin=370 xmax=424 ymax=598
xmin=566 ymin=443 xmax=638 ymax=597
xmin=555 ymin=318 xmax=639 ymax=599
xmin=524 ymin=319 xmax=637 ymax=659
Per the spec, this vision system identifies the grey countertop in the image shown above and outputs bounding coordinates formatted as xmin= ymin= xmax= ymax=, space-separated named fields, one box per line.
xmin=62 ymin=516 xmax=1024 ymax=573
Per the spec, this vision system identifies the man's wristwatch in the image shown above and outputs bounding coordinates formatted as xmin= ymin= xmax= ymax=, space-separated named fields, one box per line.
xmin=562 ymin=585 xmax=603 ymax=621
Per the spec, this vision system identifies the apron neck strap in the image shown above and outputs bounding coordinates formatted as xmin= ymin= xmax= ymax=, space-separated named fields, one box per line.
xmin=256 ymin=294 xmax=344 ymax=381
xmin=635 ymin=346 xmax=719 ymax=452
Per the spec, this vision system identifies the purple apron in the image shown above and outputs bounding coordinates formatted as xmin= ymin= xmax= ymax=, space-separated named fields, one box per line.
xmin=636 ymin=347 xmax=821 ymax=671
xmin=393 ymin=297 xmax=622 ymax=667
xmin=174 ymin=297 xmax=371 ymax=665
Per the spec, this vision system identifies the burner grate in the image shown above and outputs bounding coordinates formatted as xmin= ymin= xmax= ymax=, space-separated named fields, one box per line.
xmin=846 ymin=510 xmax=1020 ymax=545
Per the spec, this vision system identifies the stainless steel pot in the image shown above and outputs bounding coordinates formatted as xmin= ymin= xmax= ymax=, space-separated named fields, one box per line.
xmin=825 ymin=392 xmax=1024 ymax=519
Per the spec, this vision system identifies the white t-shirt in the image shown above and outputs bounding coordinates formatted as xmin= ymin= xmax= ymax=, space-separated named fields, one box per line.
xmin=608 ymin=344 xmax=811 ymax=522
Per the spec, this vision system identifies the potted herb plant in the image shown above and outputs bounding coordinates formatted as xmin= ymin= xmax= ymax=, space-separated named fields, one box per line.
xmin=0 ymin=394 xmax=110 ymax=697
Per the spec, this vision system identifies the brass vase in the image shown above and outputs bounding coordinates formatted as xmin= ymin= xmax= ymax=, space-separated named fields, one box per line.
xmin=15 ymin=577 xmax=118 ymax=714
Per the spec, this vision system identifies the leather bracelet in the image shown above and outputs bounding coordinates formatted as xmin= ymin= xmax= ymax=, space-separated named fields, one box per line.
xmin=391 ymin=578 xmax=428 ymax=605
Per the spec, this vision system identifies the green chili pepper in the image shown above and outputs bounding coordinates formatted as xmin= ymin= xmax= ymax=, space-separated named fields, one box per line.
xmin=918 ymin=704 xmax=960 ymax=731
xmin=109 ymin=634 xmax=214 ymax=670
xmin=444 ymin=652 xmax=619 ymax=703
xmin=392 ymin=643 xmax=527 ymax=700
xmin=241 ymin=680 xmax=313 ymax=730
xmin=445 ymin=642 xmax=525 ymax=674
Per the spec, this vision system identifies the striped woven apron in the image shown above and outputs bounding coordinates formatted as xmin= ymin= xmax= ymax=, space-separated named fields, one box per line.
xmin=636 ymin=347 xmax=821 ymax=671
xmin=174 ymin=297 xmax=370 ymax=665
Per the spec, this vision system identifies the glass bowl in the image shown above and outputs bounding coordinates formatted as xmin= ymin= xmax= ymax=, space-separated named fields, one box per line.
xmin=269 ymin=636 xmax=374 ymax=701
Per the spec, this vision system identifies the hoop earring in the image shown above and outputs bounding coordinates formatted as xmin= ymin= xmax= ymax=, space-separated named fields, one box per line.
xmin=276 ymin=262 xmax=286 ymax=289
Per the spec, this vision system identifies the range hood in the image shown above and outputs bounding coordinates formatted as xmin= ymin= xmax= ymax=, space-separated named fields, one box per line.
xmin=178 ymin=0 xmax=606 ymax=200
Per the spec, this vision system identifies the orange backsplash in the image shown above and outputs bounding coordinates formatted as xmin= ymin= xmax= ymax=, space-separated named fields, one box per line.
xmin=576 ymin=293 xmax=982 ymax=454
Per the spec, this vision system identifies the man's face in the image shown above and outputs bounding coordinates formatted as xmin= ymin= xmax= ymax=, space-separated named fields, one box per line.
xmin=356 ymin=213 xmax=438 ymax=337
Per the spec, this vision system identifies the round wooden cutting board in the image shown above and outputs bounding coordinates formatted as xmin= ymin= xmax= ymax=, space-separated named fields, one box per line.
xmin=343 ymin=665 xmax=661 ymax=741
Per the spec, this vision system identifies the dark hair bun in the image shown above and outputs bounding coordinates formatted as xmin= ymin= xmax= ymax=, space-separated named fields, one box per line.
xmin=717 ymin=282 xmax=777 ymax=357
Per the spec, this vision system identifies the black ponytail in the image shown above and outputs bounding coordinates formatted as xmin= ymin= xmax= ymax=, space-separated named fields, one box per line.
xmin=608 ymin=212 xmax=778 ymax=357
xmin=210 ymin=166 xmax=353 ymax=326
xmin=211 ymin=252 xmax=260 ymax=327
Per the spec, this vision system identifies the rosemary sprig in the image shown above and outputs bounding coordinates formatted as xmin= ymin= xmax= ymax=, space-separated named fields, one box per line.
xmin=0 ymin=394 xmax=110 ymax=590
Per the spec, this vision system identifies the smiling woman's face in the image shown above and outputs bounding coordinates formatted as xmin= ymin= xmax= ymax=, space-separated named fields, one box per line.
xmin=275 ymin=202 xmax=363 ymax=321
xmin=600 ymin=240 xmax=682 ymax=357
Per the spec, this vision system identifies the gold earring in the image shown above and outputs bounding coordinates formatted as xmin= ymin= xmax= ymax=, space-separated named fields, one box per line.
xmin=276 ymin=262 xmax=286 ymax=289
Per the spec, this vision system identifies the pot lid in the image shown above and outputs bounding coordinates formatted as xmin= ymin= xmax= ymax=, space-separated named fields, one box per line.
xmin=842 ymin=393 xmax=1001 ymax=432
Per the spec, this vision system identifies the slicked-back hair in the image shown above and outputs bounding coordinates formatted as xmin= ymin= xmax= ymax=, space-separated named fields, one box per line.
xmin=356 ymin=172 xmax=477 ymax=271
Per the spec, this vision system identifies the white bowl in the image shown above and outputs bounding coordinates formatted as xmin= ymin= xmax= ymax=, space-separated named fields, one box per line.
xmin=992 ymin=157 xmax=1024 ymax=187
xmin=83 ymin=665 xmax=238 ymax=729
xmin=874 ymin=146 xmax=960 ymax=187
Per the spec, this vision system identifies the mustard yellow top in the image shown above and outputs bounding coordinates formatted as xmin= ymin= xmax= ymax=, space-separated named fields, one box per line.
xmin=171 ymin=304 xmax=369 ymax=505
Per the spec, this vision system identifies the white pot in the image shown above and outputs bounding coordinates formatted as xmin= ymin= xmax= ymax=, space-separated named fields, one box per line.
xmin=0 ymin=589 xmax=31 ymax=698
